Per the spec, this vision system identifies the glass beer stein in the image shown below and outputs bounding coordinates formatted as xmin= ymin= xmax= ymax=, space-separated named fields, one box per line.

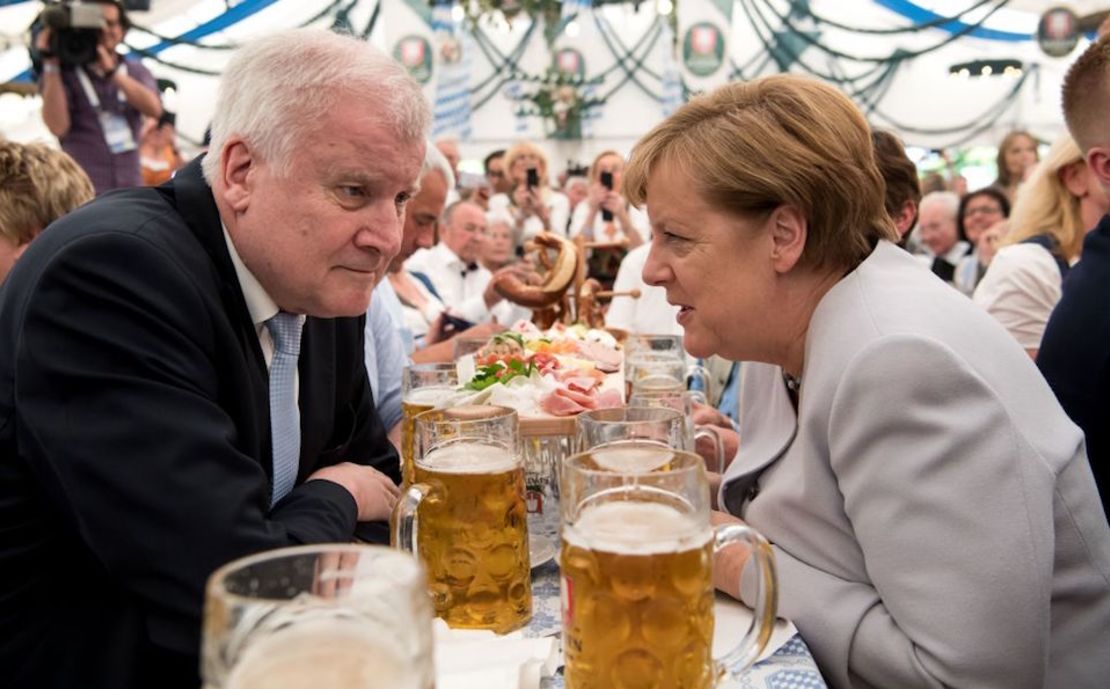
xmin=560 ymin=446 xmax=777 ymax=689
xmin=628 ymin=388 xmax=727 ymax=473
xmin=202 ymin=544 xmax=434 ymax=689
xmin=401 ymin=363 xmax=460 ymax=486
xmin=575 ymin=406 xmax=695 ymax=458
xmin=393 ymin=405 xmax=532 ymax=633
xmin=626 ymin=350 xmax=713 ymax=404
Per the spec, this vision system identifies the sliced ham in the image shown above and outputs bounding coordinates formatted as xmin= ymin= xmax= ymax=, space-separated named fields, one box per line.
xmin=575 ymin=341 xmax=623 ymax=373
xmin=540 ymin=388 xmax=590 ymax=416
xmin=594 ymin=388 xmax=623 ymax=410
xmin=563 ymin=376 xmax=601 ymax=394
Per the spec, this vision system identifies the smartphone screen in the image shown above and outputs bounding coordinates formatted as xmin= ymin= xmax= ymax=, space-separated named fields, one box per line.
xmin=599 ymin=171 xmax=614 ymax=222
xmin=526 ymin=168 xmax=539 ymax=190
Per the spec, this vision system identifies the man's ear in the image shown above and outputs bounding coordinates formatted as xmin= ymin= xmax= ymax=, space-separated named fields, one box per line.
xmin=219 ymin=139 xmax=255 ymax=213
xmin=768 ymin=204 xmax=807 ymax=274
xmin=1086 ymin=148 xmax=1110 ymax=191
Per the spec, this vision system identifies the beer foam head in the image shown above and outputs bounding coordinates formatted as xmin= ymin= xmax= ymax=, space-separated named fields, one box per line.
xmin=405 ymin=386 xmax=459 ymax=406
xmin=226 ymin=617 xmax=422 ymax=689
xmin=589 ymin=444 xmax=675 ymax=473
xmin=565 ymin=500 xmax=708 ymax=554
xmin=420 ymin=441 xmax=517 ymax=474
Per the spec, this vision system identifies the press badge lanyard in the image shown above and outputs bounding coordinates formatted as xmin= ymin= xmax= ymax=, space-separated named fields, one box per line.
xmin=76 ymin=63 xmax=137 ymax=154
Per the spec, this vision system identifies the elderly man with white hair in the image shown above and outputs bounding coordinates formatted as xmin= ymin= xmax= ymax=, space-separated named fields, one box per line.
xmin=915 ymin=190 xmax=972 ymax=292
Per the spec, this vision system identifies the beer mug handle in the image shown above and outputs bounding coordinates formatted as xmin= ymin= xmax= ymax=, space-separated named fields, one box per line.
xmin=392 ymin=483 xmax=431 ymax=554
xmin=694 ymin=424 xmax=725 ymax=474
xmin=685 ymin=364 xmax=711 ymax=405
xmin=714 ymin=524 xmax=778 ymax=675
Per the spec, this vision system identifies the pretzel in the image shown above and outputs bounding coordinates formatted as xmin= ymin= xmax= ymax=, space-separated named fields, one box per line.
xmin=493 ymin=232 xmax=579 ymax=309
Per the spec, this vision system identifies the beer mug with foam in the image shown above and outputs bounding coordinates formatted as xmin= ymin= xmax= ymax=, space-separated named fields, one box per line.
xmin=575 ymin=406 xmax=692 ymax=456
xmin=401 ymin=363 xmax=460 ymax=485
xmin=626 ymin=350 xmax=713 ymax=404
xmin=202 ymin=544 xmax=434 ymax=689
xmin=628 ymin=388 xmax=727 ymax=473
xmin=393 ymin=405 xmax=532 ymax=633
xmin=560 ymin=446 xmax=777 ymax=689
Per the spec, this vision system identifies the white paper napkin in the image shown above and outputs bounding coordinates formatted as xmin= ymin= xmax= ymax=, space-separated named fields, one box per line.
xmin=434 ymin=620 xmax=560 ymax=689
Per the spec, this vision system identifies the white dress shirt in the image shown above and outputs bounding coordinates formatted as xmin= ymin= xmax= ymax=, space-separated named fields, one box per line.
xmin=568 ymin=201 xmax=650 ymax=245
xmin=404 ymin=242 xmax=493 ymax=324
xmin=605 ymin=243 xmax=682 ymax=336
xmin=222 ymin=226 xmax=299 ymax=399
xmin=489 ymin=190 xmax=571 ymax=243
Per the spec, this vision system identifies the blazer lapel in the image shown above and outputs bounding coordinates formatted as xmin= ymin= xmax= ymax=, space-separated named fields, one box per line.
xmin=168 ymin=157 xmax=272 ymax=479
xmin=297 ymin=318 xmax=336 ymax=479
xmin=720 ymin=361 xmax=798 ymax=514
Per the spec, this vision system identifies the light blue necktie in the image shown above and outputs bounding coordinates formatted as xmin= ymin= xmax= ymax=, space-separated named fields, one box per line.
xmin=265 ymin=312 xmax=305 ymax=506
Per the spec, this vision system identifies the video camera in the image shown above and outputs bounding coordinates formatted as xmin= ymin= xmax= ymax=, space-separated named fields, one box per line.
xmin=31 ymin=2 xmax=106 ymax=68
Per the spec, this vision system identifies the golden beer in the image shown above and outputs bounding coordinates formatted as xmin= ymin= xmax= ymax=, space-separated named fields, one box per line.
xmin=561 ymin=501 xmax=715 ymax=689
xmin=413 ymin=442 xmax=532 ymax=633
xmin=400 ymin=387 xmax=455 ymax=485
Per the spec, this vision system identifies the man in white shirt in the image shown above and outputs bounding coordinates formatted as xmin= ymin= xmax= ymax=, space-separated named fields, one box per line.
xmin=406 ymin=200 xmax=525 ymax=324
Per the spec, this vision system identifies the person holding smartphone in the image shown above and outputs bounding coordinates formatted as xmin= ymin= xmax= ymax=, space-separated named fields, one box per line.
xmin=570 ymin=150 xmax=648 ymax=248
xmin=487 ymin=141 xmax=569 ymax=246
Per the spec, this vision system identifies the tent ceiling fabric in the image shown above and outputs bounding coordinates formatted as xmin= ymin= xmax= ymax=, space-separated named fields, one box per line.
xmin=0 ymin=0 xmax=1103 ymax=152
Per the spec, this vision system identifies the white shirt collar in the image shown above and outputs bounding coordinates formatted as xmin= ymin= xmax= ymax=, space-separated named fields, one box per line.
xmin=222 ymin=223 xmax=280 ymax=327
xmin=431 ymin=241 xmax=467 ymax=269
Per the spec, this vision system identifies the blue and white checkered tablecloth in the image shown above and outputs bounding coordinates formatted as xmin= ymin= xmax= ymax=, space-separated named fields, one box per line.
xmin=523 ymin=560 xmax=828 ymax=689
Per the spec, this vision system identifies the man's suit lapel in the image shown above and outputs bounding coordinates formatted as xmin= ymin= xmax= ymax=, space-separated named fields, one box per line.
xmin=167 ymin=158 xmax=273 ymax=479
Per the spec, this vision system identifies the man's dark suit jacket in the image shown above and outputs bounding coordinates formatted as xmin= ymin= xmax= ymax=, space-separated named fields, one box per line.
xmin=0 ymin=159 xmax=400 ymax=688
xmin=1039 ymin=213 xmax=1110 ymax=521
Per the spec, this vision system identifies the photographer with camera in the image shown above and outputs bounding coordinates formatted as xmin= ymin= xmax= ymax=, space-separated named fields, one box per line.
xmin=35 ymin=0 xmax=162 ymax=194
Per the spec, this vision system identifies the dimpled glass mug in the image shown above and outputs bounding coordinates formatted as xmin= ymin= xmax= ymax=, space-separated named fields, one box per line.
xmin=559 ymin=445 xmax=777 ymax=689
xmin=202 ymin=544 xmax=434 ymax=689
xmin=393 ymin=404 xmax=532 ymax=633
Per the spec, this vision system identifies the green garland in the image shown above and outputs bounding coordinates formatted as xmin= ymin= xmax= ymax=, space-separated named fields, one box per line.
xmin=515 ymin=68 xmax=606 ymax=139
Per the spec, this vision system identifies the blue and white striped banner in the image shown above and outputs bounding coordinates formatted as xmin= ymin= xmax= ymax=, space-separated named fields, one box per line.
xmin=431 ymin=0 xmax=473 ymax=139
xmin=659 ymin=22 xmax=684 ymax=117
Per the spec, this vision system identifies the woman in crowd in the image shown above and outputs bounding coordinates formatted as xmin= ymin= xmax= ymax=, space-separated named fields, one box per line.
xmin=993 ymin=129 xmax=1040 ymax=202
xmin=953 ymin=187 xmax=1010 ymax=291
xmin=488 ymin=141 xmax=569 ymax=246
xmin=623 ymin=74 xmax=1110 ymax=689
xmin=974 ymin=134 xmax=1109 ymax=358
xmin=569 ymin=150 xmax=648 ymax=248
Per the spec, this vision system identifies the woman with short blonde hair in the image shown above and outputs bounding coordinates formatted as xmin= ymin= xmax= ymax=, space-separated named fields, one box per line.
xmin=626 ymin=73 xmax=1110 ymax=689
xmin=488 ymin=140 xmax=570 ymax=245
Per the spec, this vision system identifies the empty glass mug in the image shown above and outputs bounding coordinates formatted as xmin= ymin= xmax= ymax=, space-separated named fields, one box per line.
xmin=202 ymin=544 xmax=434 ymax=689
xmin=393 ymin=405 xmax=532 ymax=633
xmin=560 ymin=446 xmax=777 ymax=689
xmin=575 ymin=406 xmax=696 ymax=461
xmin=628 ymin=388 xmax=727 ymax=473
xmin=626 ymin=350 xmax=712 ymax=404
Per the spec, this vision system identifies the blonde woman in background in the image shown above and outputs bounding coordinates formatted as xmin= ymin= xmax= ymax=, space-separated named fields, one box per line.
xmin=974 ymin=134 xmax=1109 ymax=358
xmin=993 ymin=129 xmax=1040 ymax=202
xmin=569 ymin=150 xmax=648 ymax=248
xmin=488 ymin=141 xmax=569 ymax=245
xmin=0 ymin=141 xmax=94 ymax=283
